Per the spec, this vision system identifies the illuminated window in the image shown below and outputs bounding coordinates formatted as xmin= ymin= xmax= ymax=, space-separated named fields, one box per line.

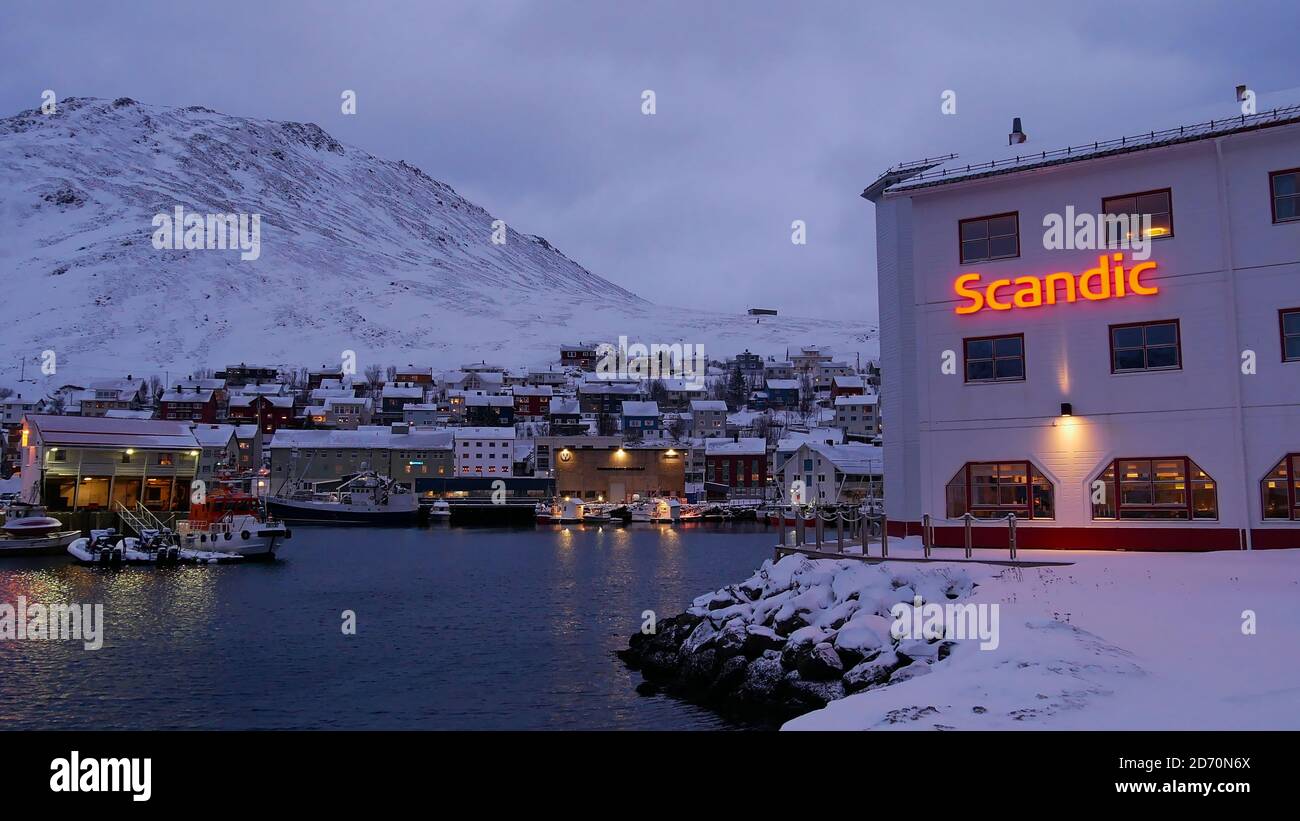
xmin=1092 ymin=457 xmax=1216 ymax=520
xmin=1281 ymin=309 xmax=1300 ymax=363
xmin=959 ymin=212 xmax=1019 ymax=264
xmin=1261 ymin=454 xmax=1300 ymax=520
xmin=1102 ymin=188 xmax=1173 ymax=242
xmin=1271 ymin=169 xmax=1299 ymax=223
xmin=1110 ymin=320 xmax=1180 ymax=373
xmin=964 ymin=334 xmax=1025 ymax=382
xmin=945 ymin=461 xmax=1054 ymax=520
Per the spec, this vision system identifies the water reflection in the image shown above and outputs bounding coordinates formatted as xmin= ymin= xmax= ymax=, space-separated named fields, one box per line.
xmin=0 ymin=523 xmax=771 ymax=730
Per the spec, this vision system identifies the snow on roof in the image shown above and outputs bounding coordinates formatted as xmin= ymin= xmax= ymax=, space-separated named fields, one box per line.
xmin=381 ymin=384 xmax=425 ymax=398
xmin=804 ymin=442 xmax=884 ymax=475
xmin=549 ymin=397 xmax=580 ymax=415
xmin=454 ymin=427 xmax=517 ymax=440
xmin=465 ymin=394 xmax=513 ymax=407
xmin=239 ymin=382 xmax=288 ymax=395
xmin=777 ymin=427 xmax=845 ymax=451
xmin=880 ymin=104 xmax=1300 ymax=195
xmin=511 ymin=385 xmax=554 ymax=397
xmin=659 ymin=379 xmax=705 ymax=392
xmin=690 ymin=400 xmax=728 ymax=412
xmin=834 ymin=393 xmax=878 ymax=406
xmin=705 ymin=437 xmax=767 ymax=456
xmin=191 ymin=424 xmax=237 ymax=447
xmin=269 ymin=427 xmax=393 ymax=449
xmin=28 ymin=414 xmax=200 ymax=449
xmin=103 ymin=409 xmax=156 ymax=420
xmin=160 ymin=389 xmax=213 ymax=403
xmin=324 ymin=396 xmax=371 ymax=409
xmin=766 ymin=379 xmax=800 ymax=390
xmin=234 ymin=425 xmax=259 ymax=438
xmin=621 ymin=400 xmax=661 ymax=417
xmin=229 ymin=394 xmax=294 ymax=408
xmin=832 ymin=375 xmax=865 ymax=388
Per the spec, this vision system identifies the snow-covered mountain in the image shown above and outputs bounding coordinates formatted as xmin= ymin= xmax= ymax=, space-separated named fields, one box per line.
xmin=0 ymin=97 xmax=873 ymax=387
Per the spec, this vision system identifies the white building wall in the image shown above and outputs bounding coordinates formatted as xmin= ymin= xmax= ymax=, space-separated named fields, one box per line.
xmin=873 ymin=120 xmax=1300 ymax=547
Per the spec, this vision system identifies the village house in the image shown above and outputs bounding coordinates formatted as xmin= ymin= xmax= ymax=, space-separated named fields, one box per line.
xmin=268 ymin=425 xmax=454 ymax=487
xmin=226 ymin=393 xmax=295 ymax=435
xmin=512 ymin=385 xmax=553 ymax=421
xmin=764 ymin=379 xmax=801 ymax=409
xmin=402 ymin=403 xmax=448 ymax=426
xmin=80 ymin=377 xmax=149 ymax=417
xmin=234 ymin=424 xmax=262 ymax=472
xmin=704 ymin=436 xmax=769 ymax=499
xmin=158 ymin=385 xmax=218 ymax=423
xmin=464 ymin=394 xmax=515 ymax=426
xmin=830 ymin=374 xmax=866 ymax=398
xmin=560 ymin=343 xmax=599 ymax=371
xmin=191 ymin=423 xmax=239 ymax=479
xmin=778 ymin=441 xmax=884 ymax=505
xmin=547 ymin=397 xmax=585 ymax=436
xmin=379 ymin=382 xmax=426 ymax=423
xmin=621 ymin=400 xmax=664 ymax=441
xmin=306 ymin=395 xmax=373 ymax=429
xmin=394 ymin=366 xmax=434 ymax=385
xmin=1 ymin=394 xmax=39 ymax=428
xmin=834 ymin=394 xmax=880 ymax=440
xmin=763 ymin=360 xmax=796 ymax=381
xmin=217 ymin=363 xmax=280 ymax=389
xmin=579 ymin=381 xmax=642 ymax=416
xmin=454 ymin=427 xmax=516 ymax=477
xmin=689 ymin=399 xmax=728 ymax=438
xmin=20 ymin=415 xmax=202 ymax=511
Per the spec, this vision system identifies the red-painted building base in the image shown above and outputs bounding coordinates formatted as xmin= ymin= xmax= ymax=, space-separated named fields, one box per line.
xmin=886 ymin=519 xmax=1300 ymax=552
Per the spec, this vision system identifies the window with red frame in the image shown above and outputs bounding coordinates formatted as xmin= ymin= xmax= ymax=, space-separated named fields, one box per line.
xmin=1091 ymin=457 xmax=1217 ymax=520
xmin=945 ymin=461 xmax=1054 ymax=520
xmin=1261 ymin=454 xmax=1300 ymax=520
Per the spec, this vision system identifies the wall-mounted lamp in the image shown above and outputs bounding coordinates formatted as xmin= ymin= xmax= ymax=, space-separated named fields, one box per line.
xmin=1060 ymin=403 xmax=1073 ymax=417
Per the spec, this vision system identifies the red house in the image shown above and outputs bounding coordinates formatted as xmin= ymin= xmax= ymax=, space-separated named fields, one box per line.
xmin=830 ymin=375 xmax=866 ymax=398
xmin=704 ymin=437 xmax=768 ymax=496
xmin=226 ymin=394 xmax=295 ymax=435
xmin=158 ymin=386 xmax=218 ymax=423
xmin=512 ymin=385 xmax=553 ymax=420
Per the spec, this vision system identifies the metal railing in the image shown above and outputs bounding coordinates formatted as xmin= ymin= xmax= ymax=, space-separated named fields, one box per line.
xmin=922 ymin=512 xmax=1017 ymax=561
xmin=775 ymin=507 xmax=888 ymax=558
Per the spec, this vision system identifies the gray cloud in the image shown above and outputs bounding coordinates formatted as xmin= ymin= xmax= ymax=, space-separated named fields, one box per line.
xmin=3 ymin=0 xmax=1296 ymax=319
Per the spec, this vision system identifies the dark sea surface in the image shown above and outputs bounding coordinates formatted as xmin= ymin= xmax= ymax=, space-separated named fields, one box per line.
xmin=0 ymin=522 xmax=774 ymax=730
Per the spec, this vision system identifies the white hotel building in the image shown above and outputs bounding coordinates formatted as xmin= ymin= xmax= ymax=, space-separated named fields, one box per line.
xmin=865 ymin=106 xmax=1300 ymax=551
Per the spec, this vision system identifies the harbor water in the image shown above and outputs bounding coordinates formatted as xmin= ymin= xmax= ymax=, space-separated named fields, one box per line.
xmin=0 ymin=523 xmax=774 ymax=730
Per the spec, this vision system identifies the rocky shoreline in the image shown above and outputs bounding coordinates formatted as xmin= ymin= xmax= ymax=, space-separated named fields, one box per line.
xmin=618 ymin=554 xmax=976 ymax=725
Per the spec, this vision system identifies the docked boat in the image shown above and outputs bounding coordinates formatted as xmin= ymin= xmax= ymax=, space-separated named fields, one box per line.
xmin=266 ymin=471 xmax=420 ymax=525
xmin=68 ymin=528 xmax=242 ymax=566
xmin=629 ymin=497 xmax=681 ymax=523
xmin=0 ymin=503 xmax=81 ymax=556
xmin=537 ymin=498 xmax=586 ymax=524
xmin=764 ymin=505 xmax=819 ymax=527
xmin=426 ymin=500 xmax=452 ymax=521
xmin=176 ymin=481 xmax=291 ymax=560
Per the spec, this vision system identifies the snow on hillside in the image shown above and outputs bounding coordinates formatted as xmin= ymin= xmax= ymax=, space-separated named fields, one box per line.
xmin=0 ymin=97 xmax=874 ymax=387
xmin=784 ymin=541 xmax=1300 ymax=730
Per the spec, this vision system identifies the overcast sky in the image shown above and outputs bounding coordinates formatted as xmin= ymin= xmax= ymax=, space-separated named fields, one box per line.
xmin=3 ymin=1 xmax=1297 ymax=320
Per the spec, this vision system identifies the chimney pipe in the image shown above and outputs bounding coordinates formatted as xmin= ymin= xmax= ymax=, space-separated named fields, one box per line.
xmin=1008 ymin=117 xmax=1027 ymax=145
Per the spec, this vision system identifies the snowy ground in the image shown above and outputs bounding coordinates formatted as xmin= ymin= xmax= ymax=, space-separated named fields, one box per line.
xmin=784 ymin=538 xmax=1300 ymax=730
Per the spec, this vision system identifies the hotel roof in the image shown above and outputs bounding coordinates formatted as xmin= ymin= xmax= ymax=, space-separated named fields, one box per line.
xmin=866 ymin=103 xmax=1300 ymax=198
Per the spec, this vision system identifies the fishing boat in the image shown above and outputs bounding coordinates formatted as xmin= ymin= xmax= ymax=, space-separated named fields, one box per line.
xmin=0 ymin=503 xmax=81 ymax=556
xmin=266 ymin=471 xmax=420 ymax=525
xmin=426 ymin=499 xmax=452 ymax=521
xmin=629 ymin=497 xmax=681 ymax=523
xmin=537 ymin=498 xmax=586 ymax=524
xmin=176 ymin=480 xmax=291 ymax=560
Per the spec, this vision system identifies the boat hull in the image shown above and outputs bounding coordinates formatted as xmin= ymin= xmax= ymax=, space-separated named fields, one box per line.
xmin=266 ymin=500 xmax=420 ymax=526
xmin=0 ymin=530 xmax=81 ymax=557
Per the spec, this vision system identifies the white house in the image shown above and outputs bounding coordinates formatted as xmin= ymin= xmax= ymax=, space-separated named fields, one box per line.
xmin=454 ymin=427 xmax=516 ymax=477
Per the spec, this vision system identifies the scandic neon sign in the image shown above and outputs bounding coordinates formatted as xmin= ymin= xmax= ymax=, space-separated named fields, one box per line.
xmin=954 ymin=254 xmax=1158 ymax=315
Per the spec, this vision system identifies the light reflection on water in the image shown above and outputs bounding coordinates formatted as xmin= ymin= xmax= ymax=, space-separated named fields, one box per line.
xmin=0 ymin=523 xmax=772 ymax=730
